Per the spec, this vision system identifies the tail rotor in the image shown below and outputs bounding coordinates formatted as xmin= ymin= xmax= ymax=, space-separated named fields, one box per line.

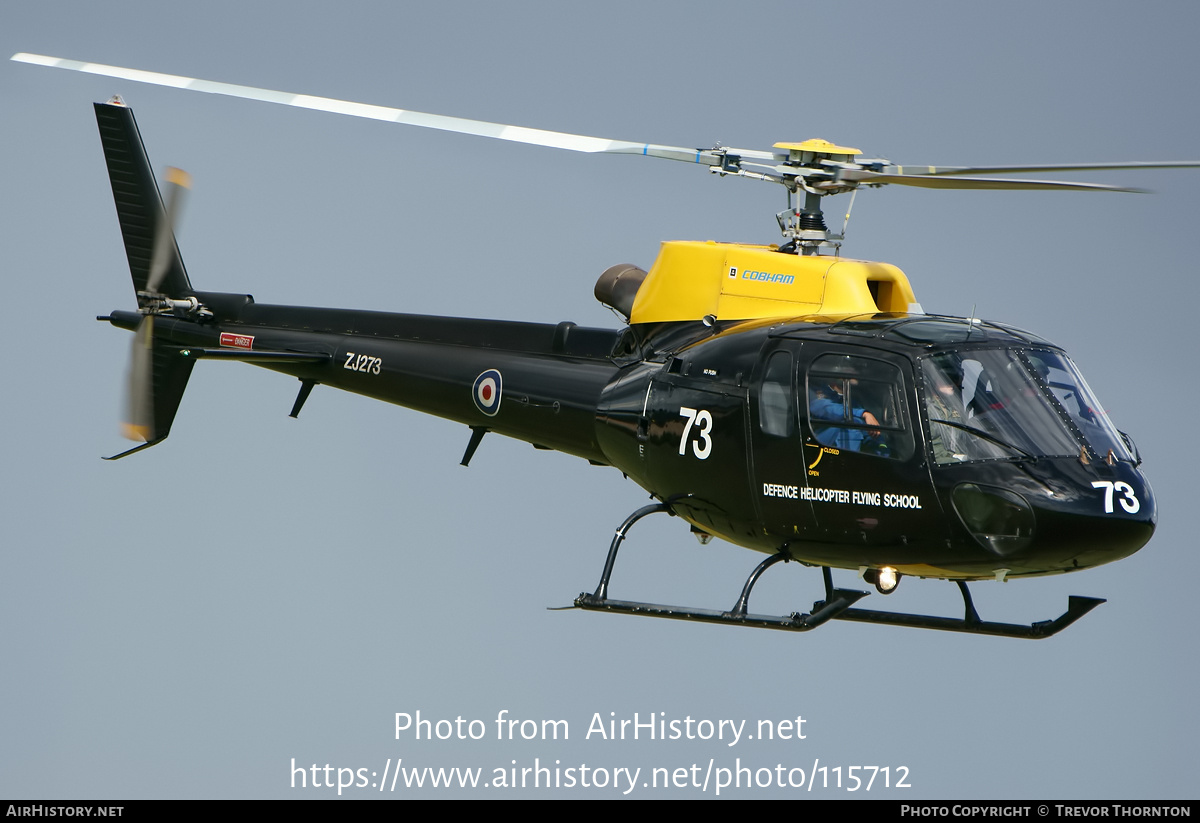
xmin=107 ymin=166 xmax=200 ymax=459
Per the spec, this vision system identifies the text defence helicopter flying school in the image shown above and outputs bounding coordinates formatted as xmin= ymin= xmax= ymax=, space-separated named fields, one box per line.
xmin=15 ymin=53 xmax=1185 ymax=639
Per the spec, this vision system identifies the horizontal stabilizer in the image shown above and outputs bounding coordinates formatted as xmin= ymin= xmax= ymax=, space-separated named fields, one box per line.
xmin=177 ymin=348 xmax=331 ymax=364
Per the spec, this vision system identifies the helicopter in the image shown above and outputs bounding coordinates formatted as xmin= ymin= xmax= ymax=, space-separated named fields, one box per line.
xmin=14 ymin=53 xmax=1184 ymax=639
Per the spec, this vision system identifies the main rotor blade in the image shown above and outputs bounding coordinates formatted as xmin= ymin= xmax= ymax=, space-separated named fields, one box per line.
xmin=889 ymin=161 xmax=1200 ymax=176
xmin=839 ymin=170 xmax=1145 ymax=193
xmin=18 ymin=51 xmax=1193 ymax=207
xmin=12 ymin=53 xmax=771 ymax=165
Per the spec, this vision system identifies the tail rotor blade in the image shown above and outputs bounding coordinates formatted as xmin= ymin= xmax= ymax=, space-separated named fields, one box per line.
xmin=123 ymin=316 xmax=155 ymax=442
xmin=146 ymin=167 xmax=190 ymax=295
xmin=115 ymin=167 xmax=197 ymax=453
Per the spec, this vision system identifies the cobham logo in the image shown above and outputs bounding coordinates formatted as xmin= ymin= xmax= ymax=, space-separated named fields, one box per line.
xmin=219 ymin=332 xmax=254 ymax=349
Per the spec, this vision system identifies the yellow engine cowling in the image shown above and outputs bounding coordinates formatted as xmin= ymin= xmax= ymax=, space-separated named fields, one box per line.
xmin=626 ymin=241 xmax=918 ymax=324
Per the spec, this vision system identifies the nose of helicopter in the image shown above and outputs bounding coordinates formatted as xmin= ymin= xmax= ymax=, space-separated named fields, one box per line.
xmin=1057 ymin=467 xmax=1157 ymax=571
xmin=950 ymin=463 xmax=1156 ymax=575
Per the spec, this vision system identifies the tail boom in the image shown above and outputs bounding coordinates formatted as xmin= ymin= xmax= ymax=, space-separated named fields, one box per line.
xmin=105 ymin=302 xmax=622 ymax=463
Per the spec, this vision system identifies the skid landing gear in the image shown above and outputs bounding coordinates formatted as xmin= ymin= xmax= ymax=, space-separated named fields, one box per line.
xmin=571 ymin=504 xmax=1105 ymax=638
xmin=830 ymin=578 xmax=1105 ymax=639
xmin=572 ymin=504 xmax=868 ymax=632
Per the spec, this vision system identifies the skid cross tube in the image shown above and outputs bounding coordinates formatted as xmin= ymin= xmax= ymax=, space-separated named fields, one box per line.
xmin=727 ymin=551 xmax=791 ymax=618
xmin=589 ymin=502 xmax=673 ymax=601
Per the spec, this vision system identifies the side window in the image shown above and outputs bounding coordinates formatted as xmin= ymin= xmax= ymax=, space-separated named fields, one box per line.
xmin=807 ymin=354 xmax=913 ymax=460
xmin=758 ymin=351 xmax=793 ymax=437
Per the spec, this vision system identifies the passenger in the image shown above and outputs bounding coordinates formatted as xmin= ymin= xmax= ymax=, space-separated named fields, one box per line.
xmin=810 ymin=380 xmax=883 ymax=453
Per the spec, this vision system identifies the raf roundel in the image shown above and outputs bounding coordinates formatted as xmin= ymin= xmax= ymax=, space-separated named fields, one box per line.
xmin=472 ymin=369 xmax=503 ymax=416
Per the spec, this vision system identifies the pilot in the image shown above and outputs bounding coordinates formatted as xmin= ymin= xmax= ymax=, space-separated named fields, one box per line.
xmin=810 ymin=379 xmax=883 ymax=453
xmin=924 ymin=366 xmax=970 ymax=463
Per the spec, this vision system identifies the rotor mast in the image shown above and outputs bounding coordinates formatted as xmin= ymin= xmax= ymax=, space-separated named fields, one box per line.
xmin=764 ymin=140 xmax=866 ymax=255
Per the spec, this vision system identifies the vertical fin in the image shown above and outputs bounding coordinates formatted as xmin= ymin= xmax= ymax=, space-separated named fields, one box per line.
xmin=95 ymin=101 xmax=197 ymax=456
xmin=94 ymin=100 xmax=193 ymax=296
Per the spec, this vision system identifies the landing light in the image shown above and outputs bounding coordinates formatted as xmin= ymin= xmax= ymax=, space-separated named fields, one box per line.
xmin=863 ymin=566 xmax=901 ymax=594
xmin=877 ymin=567 xmax=900 ymax=594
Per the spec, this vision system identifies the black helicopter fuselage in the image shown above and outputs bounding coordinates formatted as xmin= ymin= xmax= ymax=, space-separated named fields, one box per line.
xmin=594 ymin=314 xmax=1155 ymax=581
xmin=92 ymin=97 xmax=1156 ymax=636
xmin=108 ymin=296 xmax=1155 ymax=585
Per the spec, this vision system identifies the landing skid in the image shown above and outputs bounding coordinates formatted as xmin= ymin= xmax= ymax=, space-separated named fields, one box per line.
xmin=830 ymin=579 xmax=1105 ymax=639
xmin=570 ymin=504 xmax=1105 ymax=639
xmin=574 ymin=587 xmax=869 ymax=633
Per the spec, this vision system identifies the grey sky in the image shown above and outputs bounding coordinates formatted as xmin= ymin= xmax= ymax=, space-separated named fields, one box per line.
xmin=2 ymin=0 xmax=1197 ymax=798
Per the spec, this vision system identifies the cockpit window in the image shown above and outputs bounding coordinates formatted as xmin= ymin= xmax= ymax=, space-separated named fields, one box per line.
xmin=807 ymin=354 xmax=913 ymax=460
xmin=1022 ymin=351 xmax=1133 ymax=462
xmin=921 ymin=349 xmax=1128 ymax=465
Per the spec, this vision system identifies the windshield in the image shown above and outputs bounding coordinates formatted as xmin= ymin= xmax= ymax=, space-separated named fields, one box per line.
xmin=1022 ymin=350 xmax=1132 ymax=462
xmin=920 ymin=349 xmax=1130 ymax=465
